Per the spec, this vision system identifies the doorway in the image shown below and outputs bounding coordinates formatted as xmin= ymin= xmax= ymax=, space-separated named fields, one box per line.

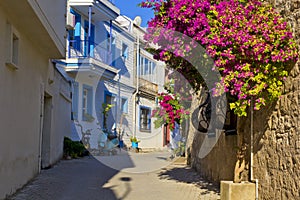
xmin=41 ymin=93 xmax=52 ymax=169
xmin=163 ymin=124 xmax=170 ymax=146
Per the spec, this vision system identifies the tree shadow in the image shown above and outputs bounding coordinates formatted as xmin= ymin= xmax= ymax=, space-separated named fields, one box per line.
xmin=158 ymin=165 xmax=220 ymax=195
xmin=8 ymin=156 xmax=134 ymax=200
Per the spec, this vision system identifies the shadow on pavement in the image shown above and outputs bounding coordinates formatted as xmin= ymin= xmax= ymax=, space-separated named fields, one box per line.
xmin=8 ymin=156 xmax=132 ymax=200
xmin=158 ymin=166 xmax=220 ymax=195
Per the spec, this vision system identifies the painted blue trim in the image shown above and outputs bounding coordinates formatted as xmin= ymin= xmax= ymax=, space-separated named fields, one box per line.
xmin=104 ymin=90 xmax=116 ymax=103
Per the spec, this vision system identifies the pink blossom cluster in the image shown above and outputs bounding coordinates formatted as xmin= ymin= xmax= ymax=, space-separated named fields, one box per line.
xmin=141 ymin=0 xmax=298 ymax=116
xmin=152 ymin=92 xmax=189 ymax=130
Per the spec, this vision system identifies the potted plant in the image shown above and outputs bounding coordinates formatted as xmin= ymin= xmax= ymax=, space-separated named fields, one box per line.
xmin=130 ymin=136 xmax=140 ymax=148
xmin=101 ymin=103 xmax=114 ymax=138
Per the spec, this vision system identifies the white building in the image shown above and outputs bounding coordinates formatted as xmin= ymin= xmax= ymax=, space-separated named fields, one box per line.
xmin=58 ymin=0 xmax=166 ymax=151
xmin=131 ymin=19 xmax=167 ymax=149
xmin=0 ymin=0 xmax=70 ymax=198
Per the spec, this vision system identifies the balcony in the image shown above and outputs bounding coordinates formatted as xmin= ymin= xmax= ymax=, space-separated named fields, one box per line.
xmin=68 ymin=40 xmax=112 ymax=66
xmin=138 ymin=78 xmax=158 ymax=99
xmin=69 ymin=0 xmax=120 ymax=21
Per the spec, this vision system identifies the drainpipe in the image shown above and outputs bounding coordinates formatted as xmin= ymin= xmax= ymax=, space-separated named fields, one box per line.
xmin=116 ymin=73 xmax=121 ymax=131
xmin=133 ymin=36 xmax=140 ymax=138
xmin=250 ymin=97 xmax=259 ymax=200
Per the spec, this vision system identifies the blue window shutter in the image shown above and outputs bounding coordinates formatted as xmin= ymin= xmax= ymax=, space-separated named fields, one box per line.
xmin=72 ymin=10 xmax=81 ymax=52
xmin=90 ymin=24 xmax=95 ymax=56
xmin=72 ymin=82 xmax=79 ymax=120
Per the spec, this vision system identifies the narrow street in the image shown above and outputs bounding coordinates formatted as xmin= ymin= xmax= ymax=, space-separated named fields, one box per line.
xmin=8 ymin=151 xmax=220 ymax=200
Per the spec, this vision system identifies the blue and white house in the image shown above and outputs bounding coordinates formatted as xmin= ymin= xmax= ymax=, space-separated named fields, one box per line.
xmin=57 ymin=0 xmax=122 ymax=150
xmin=57 ymin=0 xmax=166 ymax=151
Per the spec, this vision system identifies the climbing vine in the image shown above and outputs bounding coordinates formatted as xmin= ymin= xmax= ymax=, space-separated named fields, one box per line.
xmin=141 ymin=0 xmax=298 ymax=116
xmin=152 ymin=81 xmax=190 ymax=130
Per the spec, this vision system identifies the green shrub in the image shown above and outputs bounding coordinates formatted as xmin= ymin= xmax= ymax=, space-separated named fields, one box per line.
xmin=63 ymin=137 xmax=88 ymax=158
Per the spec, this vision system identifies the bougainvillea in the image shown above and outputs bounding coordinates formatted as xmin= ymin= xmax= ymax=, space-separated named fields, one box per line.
xmin=141 ymin=0 xmax=298 ymax=116
xmin=152 ymin=82 xmax=190 ymax=130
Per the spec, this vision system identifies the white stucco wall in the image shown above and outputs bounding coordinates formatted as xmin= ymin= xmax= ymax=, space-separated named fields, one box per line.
xmin=0 ymin=1 xmax=70 ymax=198
xmin=29 ymin=0 xmax=67 ymax=55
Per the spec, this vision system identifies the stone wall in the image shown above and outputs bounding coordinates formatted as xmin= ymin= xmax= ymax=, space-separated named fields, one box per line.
xmin=187 ymin=95 xmax=238 ymax=184
xmin=189 ymin=0 xmax=300 ymax=199
xmin=252 ymin=0 xmax=300 ymax=199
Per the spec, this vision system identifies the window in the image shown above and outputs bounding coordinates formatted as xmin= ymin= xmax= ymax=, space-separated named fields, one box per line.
xmin=104 ymin=91 xmax=116 ymax=130
xmin=107 ymin=33 xmax=116 ymax=66
xmin=82 ymin=89 xmax=88 ymax=116
xmin=121 ymin=98 xmax=128 ymax=114
xmin=122 ymin=43 xmax=128 ymax=60
xmin=82 ymin=85 xmax=93 ymax=121
xmin=140 ymin=106 xmax=151 ymax=131
xmin=68 ymin=29 xmax=75 ymax=48
xmin=139 ymin=55 xmax=156 ymax=76
xmin=5 ymin=22 xmax=19 ymax=70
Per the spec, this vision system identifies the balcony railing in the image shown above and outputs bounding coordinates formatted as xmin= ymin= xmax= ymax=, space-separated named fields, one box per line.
xmin=139 ymin=78 xmax=158 ymax=94
xmin=68 ymin=40 xmax=112 ymax=66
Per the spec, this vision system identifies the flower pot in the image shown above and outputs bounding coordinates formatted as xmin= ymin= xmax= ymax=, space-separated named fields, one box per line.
xmin=131 ymin=142 xmax=138 ymax=148
xmin=119 ymin=140 xmax=124 ymax=148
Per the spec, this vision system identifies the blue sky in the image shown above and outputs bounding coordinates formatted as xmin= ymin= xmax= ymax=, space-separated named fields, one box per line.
xmin=114 ymin=0 xmax=154 ymax=27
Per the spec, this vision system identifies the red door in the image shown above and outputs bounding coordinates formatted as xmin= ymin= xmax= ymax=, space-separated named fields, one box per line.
xmin=163 ymin=124 xmax=170 ymax=146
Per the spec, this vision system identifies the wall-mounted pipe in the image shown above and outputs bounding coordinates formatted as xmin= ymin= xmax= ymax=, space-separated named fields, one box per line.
xmin=250 ymin=97 xmax=259 ymax=200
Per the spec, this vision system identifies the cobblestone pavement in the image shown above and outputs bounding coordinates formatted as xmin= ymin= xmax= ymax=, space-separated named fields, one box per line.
xmin=8 ymin=151 xmax=220 ymax=200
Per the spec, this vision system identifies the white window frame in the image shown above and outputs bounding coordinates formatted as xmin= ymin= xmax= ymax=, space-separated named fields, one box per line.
xmin=82 ymin=88 xmax=88 ymax=117
xmin=5 ymin=22 xmax=20 ymax=70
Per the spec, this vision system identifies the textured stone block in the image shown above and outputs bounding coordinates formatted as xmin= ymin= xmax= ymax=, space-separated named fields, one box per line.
xmin=220 ymin=181 xmax=256 ymax=200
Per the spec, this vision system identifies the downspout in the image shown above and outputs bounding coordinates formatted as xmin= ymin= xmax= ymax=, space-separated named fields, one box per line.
xmin=133 ymin=36 xmax=140 ymax=138
xmin=250 ymin=97 xmax=259 ymax=200
xmin=116 ymin=73 xmax=120 ymax=131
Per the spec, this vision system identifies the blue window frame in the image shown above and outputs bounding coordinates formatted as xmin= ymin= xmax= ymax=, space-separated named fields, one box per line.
xmin=82 ymin=84 xmax=93 ymax=121
xmin=139 ymin=106 xmax=151 ymax=132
